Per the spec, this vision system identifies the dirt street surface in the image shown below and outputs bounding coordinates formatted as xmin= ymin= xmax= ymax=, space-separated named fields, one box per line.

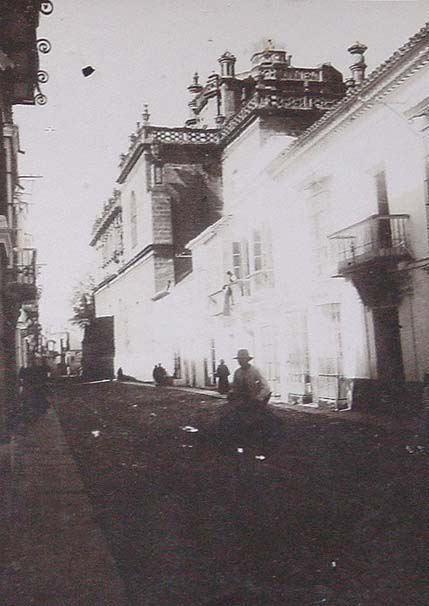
xmin=53 ymin=381 xmax=428 ymax=606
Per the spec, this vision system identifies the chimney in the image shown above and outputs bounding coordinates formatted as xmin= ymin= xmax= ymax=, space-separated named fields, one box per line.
xmin=218 ymin=51 xmax=236 ymax=78
xmin=348 ymin=42 xmax=368 ymax=84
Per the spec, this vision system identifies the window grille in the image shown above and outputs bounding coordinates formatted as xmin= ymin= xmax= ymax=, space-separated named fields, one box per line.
xmin=285 ymin=311 xmax=311 ymax=396
xmin=232 ymin=241 xmax=242 ymax=278
xmin=317 ymin=303 xmax=343 ymax=400
xmin=307 ymin=183 xmax=332 ymax=277
xmin=253 ymin=230 xmax=263 ymax=272
xmin=260 ymin=324 xmax=281 ymax=395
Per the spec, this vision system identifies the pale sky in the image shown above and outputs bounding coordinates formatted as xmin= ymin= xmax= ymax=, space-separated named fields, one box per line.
xmin=13 ymin=0 xmax=429 ymax=335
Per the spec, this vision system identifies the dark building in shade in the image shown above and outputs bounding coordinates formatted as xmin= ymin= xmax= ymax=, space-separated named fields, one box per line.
xmin=0 ymin=1 xmax=52 ymax=438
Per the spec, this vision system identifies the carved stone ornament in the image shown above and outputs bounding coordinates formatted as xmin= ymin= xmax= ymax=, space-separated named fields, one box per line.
xmin=40 ymin=1 xmax=54 ymax=15
xmin=37 ymin=38 xmax=52 ymax=54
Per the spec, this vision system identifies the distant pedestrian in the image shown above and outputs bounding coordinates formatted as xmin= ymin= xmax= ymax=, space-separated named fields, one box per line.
xmin=153 ymin=363 xmax=167 ymax=386
xmin=215 ymin=359 xmax=230 ymax=394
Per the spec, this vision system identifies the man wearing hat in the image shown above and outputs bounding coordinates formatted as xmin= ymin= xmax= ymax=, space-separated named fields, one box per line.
xmin=228 ymin=349 xmax=271 ymax=412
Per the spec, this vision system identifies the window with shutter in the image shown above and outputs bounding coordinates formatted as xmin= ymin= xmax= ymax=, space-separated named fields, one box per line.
xmin=232 ymin=241 xmax=242 ymax=278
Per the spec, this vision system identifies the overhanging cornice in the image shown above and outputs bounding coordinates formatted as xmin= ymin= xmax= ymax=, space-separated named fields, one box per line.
xmin=94 ymin=243 xmax=174 ymax=293
xmin=117 ymin=142 xmax=146 ymax=184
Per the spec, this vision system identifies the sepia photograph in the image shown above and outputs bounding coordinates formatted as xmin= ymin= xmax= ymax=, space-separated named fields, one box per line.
xmin=1 ymin=0 xmax=429 ymax=604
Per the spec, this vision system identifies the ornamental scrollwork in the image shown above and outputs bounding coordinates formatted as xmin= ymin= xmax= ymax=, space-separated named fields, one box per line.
xmin=40 ymin=1 xmax=54 ymax=15
xmin=37 ymin=38 xmax=52 ymax=54
xmin=35 ymin=93 xmax=48 ymax=106
xmin=37 ymin=70 xmax=49 ymax=84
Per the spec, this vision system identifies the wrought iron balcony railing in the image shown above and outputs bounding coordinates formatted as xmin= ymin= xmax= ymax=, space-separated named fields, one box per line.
xmin=329 ymin=214 xmax=411 ymax=275
xmin=5 ymin=248 xmax=38 ymax=303
xmin=13 ymin=248 xmax=37 ymax=285
xmin=208 ymin=268 xmax=274 ymax=316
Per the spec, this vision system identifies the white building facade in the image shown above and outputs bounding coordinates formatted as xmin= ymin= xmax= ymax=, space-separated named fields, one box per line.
xmin=91 ymin=26 xmax=429 ymax=411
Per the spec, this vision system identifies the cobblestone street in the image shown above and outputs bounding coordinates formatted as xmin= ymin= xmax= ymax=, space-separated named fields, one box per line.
xmin=44 ymin=381 xmax=429 ymax=605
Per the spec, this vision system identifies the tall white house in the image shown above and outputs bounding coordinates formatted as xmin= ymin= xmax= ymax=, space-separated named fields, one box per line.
xmin=90 ymin=25 xmax=429 ymax=411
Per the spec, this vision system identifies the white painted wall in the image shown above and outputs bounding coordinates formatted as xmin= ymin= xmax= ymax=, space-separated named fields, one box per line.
xmin=94 ymin=54 xmax=429 ymax=398
xmin=120 ymin=154 xmax=153 ymax=261
xmin=95 ymin=254 xmax=155 ymax=379
xmin=271 ymin=60 xmax=429 ymax=384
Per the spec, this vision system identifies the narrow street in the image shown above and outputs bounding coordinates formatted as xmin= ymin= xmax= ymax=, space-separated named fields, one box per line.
xmin=1 ymin=5 xmax=429 ymax=606
xmin=45 ymin=381 xmax=428 ymax=605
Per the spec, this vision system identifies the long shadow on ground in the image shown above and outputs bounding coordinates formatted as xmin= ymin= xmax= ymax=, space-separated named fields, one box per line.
xmin=53 ymin=382 xmax=429 ymax=606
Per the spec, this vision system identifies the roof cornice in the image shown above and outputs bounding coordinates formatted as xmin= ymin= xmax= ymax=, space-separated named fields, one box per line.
xmin=117 ymin=142 xmax=146 ymax=184
xmin=94 ymin=243 xmax=173 ymax=293
xmin=186 ymin=214 xmax=232 ymax=249
xmin=90 ymin=204 xmax=121 ymax=246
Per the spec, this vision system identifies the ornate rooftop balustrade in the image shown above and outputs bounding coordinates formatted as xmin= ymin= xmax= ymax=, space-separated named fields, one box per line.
xmin=220 ymin=90 xmax=339 ymax=140
xmin=119 ymin=125 xmax=221 ymax=170
xmin=118 ymin=83 xmax=340 ymax=172
xmin=146 ymin=126 xmax=221 ymax=145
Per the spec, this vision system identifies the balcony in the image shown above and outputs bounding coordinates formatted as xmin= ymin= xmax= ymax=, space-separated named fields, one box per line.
xmin=6 ymin=248 xmax=38 ymax=303
xmin=145 ymin=126 xmax=221 ymax=146
xmin=117 ymin=124 xmax=221 ymax=184
xmin=119 ymin=125 xmax=220 ymax=170
xmin=208 ymin=269 xmax=274 ymax=316
xmin=329 ymin=214 xmax=412 ymax=276
xmin=220 ymin=90 xmax=339 ymax=143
